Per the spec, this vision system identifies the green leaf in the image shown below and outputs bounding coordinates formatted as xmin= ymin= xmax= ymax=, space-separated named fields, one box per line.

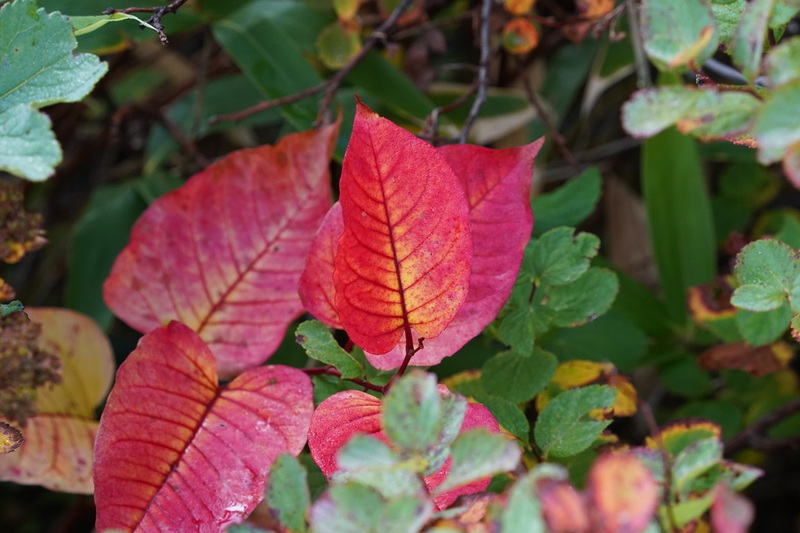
xmin=735 ymin=303 xmax=792 ymax=345
xmin=642 ymin=124 xmax=716 ymax=324
xmin=333 ymin=435 xmax=426 ymax=498
xmin=0 ymin=104 xmax=60 ymax=181
xmin=755 ymin=81 xmax=800 ymax=165
xmin=711 ymin=0 xmax=746 ymax=45
xmin=434 ymin=429 xmax=520 ymax=494
xmin=310 ymin=484 xmax=433 ymax=533
xmin=622 ymin=86 xmax=760 ymax=139
xmin=68 ymin=12 xmax=159 ymax=36
xmin=529 ymin=227 xmax=600 ymax=286
xmin=543 ymin=267 xmax=619 ymax=328
xmin=531 ymin=167 xmax=602 ymax=237
xmin=481 ymin=348 xmax=556 ymax=403
xmin=534 ymin=385 xmax=617 ymax=458
xmin=641 ymin=0 xmax=718 ymax=71
xmin=382 ymin=371 xmax=442 ymax=455
xmin=731 ymin=239 xmax=800 ymax=311
xmin=730 ymin=0 xmax=775 ymax=80
xmin=470 ymin=393 xmax=530 ymax=442
xmin=0 ymin=300 xmax=24 ymax=318
xmin=500 ymin=465 xmax=566 ymax=533
xmin=212 ymin=1 xmax=326 ymax=132
xmin=296 ymin=321 xmax=364 ymax=379
xmin=316 ymin=22 xmax=361 ymax=70
xmin=266 ymin=454 xmax=310 ymax=533
xmin=658 ymin=351 xmax=712 ymax=398
xmin=542 ymin=310 xmax=648 ymax=373
xmin=0 ymin=0 xmax=107 ymax=181
xmin=671 ymin=438 xmax=723 ymax=497
xmin=766 ymin=34 xmax=800 ymax=87
xmin=497 ymin=305 xmax=537 ymax=353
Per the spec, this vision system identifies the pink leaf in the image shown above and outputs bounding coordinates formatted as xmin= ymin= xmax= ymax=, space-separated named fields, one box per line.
xmin=298 ymin=202 xmax=344 ymax=329
xmin=93 ymin=321 xmax=314 ymax=532
xmin=104 ymin=123 xmax=339 ymax=378
xmin=307 ymin=388 xmax=500 ymax=510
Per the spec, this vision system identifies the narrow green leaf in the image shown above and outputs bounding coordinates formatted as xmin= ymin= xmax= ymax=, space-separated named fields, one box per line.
xmin=531 ymin=167 xmax=602 ymax=237
xmin=211 ymin=2 xmax=324 ymax=131
xmin=730 ymin=0 xmax=775 ymax=81
xmin=481 ymin=348 xmax=557 ymax=403
xmin=543 ymin=267 xmax=619 ymax=328
xmin=641 ymin=0 xmax=718 ymax=71
xmin=266 ymin=454 xmax=310 ymax=533
xmin=69 ymin=12 xmax=159 ymax=36
xmin=434 ymin=429 xmax=521 ymax=494
xmin=382 ymin=371 xmax=442 ymax=455
xmin=534 ymin=385 xmax=617 ymax=458
xmin=642 ymin=124 xmax=716 ymax=324
xmin=296 ymin=321 xmax=364 ymax=379
xmin=530 ymin=227 xmax=600 ymax=286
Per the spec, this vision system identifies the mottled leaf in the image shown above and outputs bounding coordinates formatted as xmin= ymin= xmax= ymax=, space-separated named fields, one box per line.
xmin=0 ymin=308 xmax=114 ymax=493
xmin=587 ymin=452 xmax=659 ymax=533
xmin=104 ymin=123 xmax=338 ymax=377
xmin=433 ymin=429 xmax=520 ymax=494
xmin=93 ymin=322 xmax=314 ymax=531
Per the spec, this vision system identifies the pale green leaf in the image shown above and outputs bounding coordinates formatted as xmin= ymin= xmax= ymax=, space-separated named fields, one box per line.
xmin=434 ymin=429 xmax=520 ymax=494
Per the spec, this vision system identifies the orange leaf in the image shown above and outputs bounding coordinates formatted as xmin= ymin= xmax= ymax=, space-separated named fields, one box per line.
xmin=104 ymin=122 xmax=339 ymax=378
xmin=93 ymin=321 xmax=314 ymax=531
xmin=587 ymin=452 xmax=658 ymax=533
xmin=0 ymin=308 xmax=114 ymax=493
xmin=333 ymin=101 xmax=472 ymax=354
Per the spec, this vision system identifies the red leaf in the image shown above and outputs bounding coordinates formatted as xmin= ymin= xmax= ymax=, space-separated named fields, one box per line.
xmin=104 ymin=123 xmax=339 ymax=378
xmin=307 ymin=387 xmax=500 ymax=510
xmin=300 ymin=139 xmax=541 ymax=368
xmin=0 ymin=308 xmax=114 ymax=494
xmin=93 ymin=321 xmax=314 ymax=532
xmin=333 ymin=100 xmax=472 ymax=354
xmin=367 ymin=141 xmax=541 ymax=369
xmin=298 ymin=202 xmax=344 ymax=329
xmin=711 ymin=484 xmax=754 ymax=533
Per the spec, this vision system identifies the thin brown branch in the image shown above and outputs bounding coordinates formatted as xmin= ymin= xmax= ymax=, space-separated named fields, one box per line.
xmin=210 ymin=0 xmax=415 ymax=126
xmin=103 ymin=0 xmax=190 ymax=45
xmin=457 ymin=0 xmax=492 ymax=144
xmin=317 ymin=0 xmax=416 ymax=123
xmin=726 ymin=397 xmax=800 ymax=455
xmin=522 ymin=74 xmax=580 ymax=170
xmin=420 ymin=81 xmax=478 ymax=143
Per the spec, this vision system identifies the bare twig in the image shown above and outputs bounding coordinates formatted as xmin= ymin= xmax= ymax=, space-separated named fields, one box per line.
xmin=103 ymin=0 xmax=190 ymax=45
xmin=458 ymin=0 xmax=492 ymax=144
xmin=303 ymin=367 xmax=385 ymax=394
xmin=726 ymin=398 xmax=800 ymax=455
xmin=210 ymin=0 xmax=415 ymax=126
xmin=420 ymin=81 xmax=478 ymax=143
xmin=316 ymin=0 xmax=416 ymax=123
xmin=625 ymin=0 xmax=652 ymax=88
xmin=521 ymin=74 xmax=580 ymax=170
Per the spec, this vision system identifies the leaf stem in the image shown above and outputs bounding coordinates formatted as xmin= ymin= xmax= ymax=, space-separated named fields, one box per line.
xmin=302 ymin=366 xmax=385 ymax=394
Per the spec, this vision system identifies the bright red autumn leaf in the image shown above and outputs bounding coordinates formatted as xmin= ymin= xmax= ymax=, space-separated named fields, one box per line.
xmin=0 ymin=308 xmax=114 ymax=494
xmin=93 ymin=321 xmax=314 ymax=532
xmin=586 ymin=452 xmax=658 ymax=533
xmin=307 ymin=387 xmax=500 ymax=510
xmin=299 ymin=139 xmax=541 ymax=368
xmin=104 ymin=122 xmax=339 ymax=378
xmin=333 ymin=100 xmax=472 ymax=355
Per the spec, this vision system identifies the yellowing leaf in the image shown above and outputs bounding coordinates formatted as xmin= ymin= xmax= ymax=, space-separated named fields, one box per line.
xmin=0 ymin=308 xmax=114 ymax=493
